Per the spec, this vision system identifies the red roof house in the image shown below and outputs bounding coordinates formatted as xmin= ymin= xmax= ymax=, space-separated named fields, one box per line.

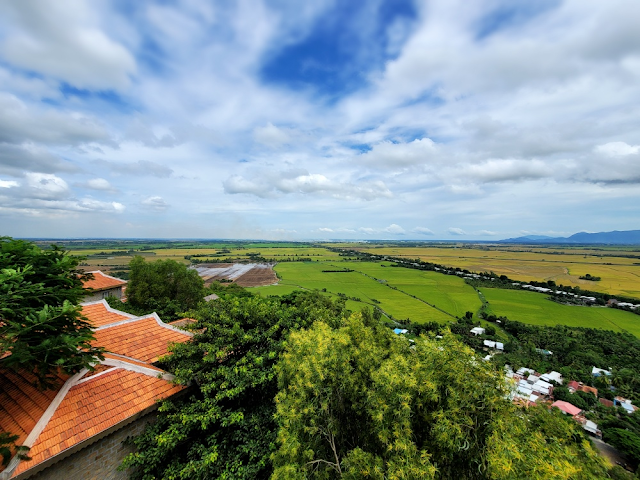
xmin=82 ymin=271 xmax=127 ymax=302
xmin=551 ymin=400 xmax=582 ymax=416
xmin=0 ymin=300 xmax=191 ymax=479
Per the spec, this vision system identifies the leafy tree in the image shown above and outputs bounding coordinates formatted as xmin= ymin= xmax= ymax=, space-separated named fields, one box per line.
xmin=125 ymin=256 xmax=205 ymax=321
xmin=0 ymin=432 xmax=30 ymax=466
xmin=272 ymin=318 xmax=609 ymax=479
xmin=604 ymin=429 xmax=640 ymax=468
xmin=121 ymin=291 xmax=347 ymax=480
xmin=0 ymin=238 xmax=104 ymax=387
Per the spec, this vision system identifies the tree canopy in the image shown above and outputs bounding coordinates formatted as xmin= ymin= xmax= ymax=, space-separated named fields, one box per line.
xmin=0 ymin=237 xmax=103 ymax=388
xmin=124 ymin=256 xmax=205 ymax=320
xmin=272 ymin=315 xmax=609 ymax=479
xmin=121 ymin=291 xmax=347 ymax=480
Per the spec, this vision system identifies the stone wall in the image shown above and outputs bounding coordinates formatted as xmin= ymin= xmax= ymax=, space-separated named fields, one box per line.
xmin=25 ymin=413 xmax=155 ymax=480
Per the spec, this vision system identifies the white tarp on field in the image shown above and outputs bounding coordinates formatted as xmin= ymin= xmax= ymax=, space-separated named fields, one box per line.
xmin=194 ymin=263 xmax=274 ymax=281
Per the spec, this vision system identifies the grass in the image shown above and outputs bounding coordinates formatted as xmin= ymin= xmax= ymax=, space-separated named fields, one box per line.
xmin=346 ymin=245 xmax=640 ymax=298
xmin=251 ymin=261 xmax=481 ymax=324
xmin=480 ymin=287 xmax=640 ymax=337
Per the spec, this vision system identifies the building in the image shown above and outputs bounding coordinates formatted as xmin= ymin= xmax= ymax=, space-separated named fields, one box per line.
xmin=551 ymin=400 xmax=582 ymax=416
xmin=540 ymin=371 xmax=563 ymax=385
xmin=470 ymin=327 xmax=485 ymax=336
xmin=82 ymin=271 xmax=127 ymax=302
xmin=0 ymin=300 xmax=191 ymax=480
xmin=592 ymin=366 xmax=612 ymax=377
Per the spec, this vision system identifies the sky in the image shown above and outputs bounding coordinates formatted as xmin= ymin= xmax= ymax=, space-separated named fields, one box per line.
xmin=0 ymin=0 xmax=639 ymax=241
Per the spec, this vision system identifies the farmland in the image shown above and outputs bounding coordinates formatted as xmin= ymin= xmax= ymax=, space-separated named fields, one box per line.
xmin=342 ymin=244 xmax=640 ymax=298
xmin=480 ymin=287 xmax=640 ymax=337
xmin=51 ymin=238 xmax=640 ymax=334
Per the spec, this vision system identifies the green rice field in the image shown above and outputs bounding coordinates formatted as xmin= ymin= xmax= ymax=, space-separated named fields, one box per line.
xmin=251 ymin=261 xmax=481 ymax=324
xmin=480 ymin=287 xmax=640 ymax=336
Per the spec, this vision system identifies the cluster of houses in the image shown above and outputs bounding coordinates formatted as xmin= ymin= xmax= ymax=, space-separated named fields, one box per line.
xmin=0 ymin=271 xmax=194 ymax=480
xmin=504 ymin=365 xmax=638 ymax=439
xmin=607 ymin=299 xmax=640 ymax=310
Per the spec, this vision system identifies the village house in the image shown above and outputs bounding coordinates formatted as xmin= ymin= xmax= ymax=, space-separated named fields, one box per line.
xmin=0 ymin=300 xmax=191 ymax=480
xmin=82 ymin=271 xmax=127 ymax=302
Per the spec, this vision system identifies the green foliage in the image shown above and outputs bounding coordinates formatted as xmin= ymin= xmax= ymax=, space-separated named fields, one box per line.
xmin=487 ymin=406 xmax=608 ymax=479
xmin=120 ymin=291 xmax=347 ymax=480
xmin=207 ymin=280 xmax=254 ymax=298
xmin=604 ymin=429 xmax=640 ymax=467
xmin=272 ymin=316 xmax=609 ymax=479
xmin=0 ymin=432 xmax=30 ymax=466
xmin=125 ymin=256 xmax=205 ymax=320
xmin=0 ymin=237 xmax=104 ymax=388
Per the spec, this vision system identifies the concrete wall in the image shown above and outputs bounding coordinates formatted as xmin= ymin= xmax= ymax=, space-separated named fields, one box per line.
xmin=25 ymin=413 xmax=155 ymax=480
xmin=83 ymin=287 xmax=123 ymax=303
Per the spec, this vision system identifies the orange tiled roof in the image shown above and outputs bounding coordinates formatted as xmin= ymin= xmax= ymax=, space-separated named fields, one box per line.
xmin=82 ymin=271 xmax=127 ymax=292
xmin=0 ymin=370 xmax=67 ymax=446
xmin=92 ymin=315 xmax=191 ymax=363
xmin=0 ymin=302 xmax=191 ymax=478
xmin=81 ymin=301 xmax=135 ymax=328
xmin=12 ymin=367 xmax=184 ymax=477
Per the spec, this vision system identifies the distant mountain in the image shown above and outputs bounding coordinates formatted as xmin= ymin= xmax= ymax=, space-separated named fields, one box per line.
xmin=499 ymin=230 xmax=640 ymax=245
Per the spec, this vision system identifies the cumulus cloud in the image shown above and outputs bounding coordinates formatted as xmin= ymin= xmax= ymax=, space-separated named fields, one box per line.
xmin=318 ymin=227 xmax=333 ymax=232
xmin=383 ymin=224 xmax=405 ymax=234
xmin=355 ymin=224 xmax=406 ymax=236
xmin=223 ymin=170 xmax=392 ymax=201
xmin=78 ymin=178 xmax=117 ymax=192
xmin=456 ymin=159 xmax=552 ymax=183
xmin=413 ymin=227 xmax=434 ymax=235
xmin=23 ymin=172 xmax=70 ymax=200
xmin=253 ymin=122 xmax=290 ymax=147
xmin=448 ymin=227 xmax=466 ymax=236
xmin=477 ymin=230 xmax=497 ymax=236
xmin=142 ymin=196 xmax=169 ymax=212
xmin=0 ymin=0 xmax=136 ymax=90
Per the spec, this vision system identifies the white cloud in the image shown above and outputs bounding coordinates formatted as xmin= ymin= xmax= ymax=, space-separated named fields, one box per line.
xmin=81 ymin=178 xmax=116 ymax=192
xmin=253 ymin=122 xmax=290 ymax=147
xmin=477 ymin=230 xmax=497 ymax=236
xmin=223 ymin=170 xmax=393 ymax=201
xmin=318 ymin=227 xmax=334 ymax=232
xmin=413 ymin=227 xmax=434 ymax=235
xmin=0 ymin=93 xmax=111 ymax=146
xmin=0 ymin=0 xmax=136 ymax=90
xmin=142 ymin=196 xmax=169 ymax=212
xmin=24 ymin=173 xmax=70 ymax=200
xmin=594 ymin=141 xmax=640 ymax=156
xmin=0 ymin=179 xmax=19 ymax=188
xmin=383 ymin=224 xmax=405 ymax=234
xmin=359 ymin=138 xmax=438 ymax=168
xmin=448 ymin=227 xmax=466 ymax=236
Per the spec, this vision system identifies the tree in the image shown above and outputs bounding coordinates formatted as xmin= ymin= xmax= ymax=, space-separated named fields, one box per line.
xmin=124 ymin=257 xmax=205 ymax=321
xmin=120 ymin=291 xmax=347 ymax=480
xmin=604 ymin=429 xmax=640 ymax=468
xmin=0 ymin=238 xmax=104 ymax=388
xmin=272 ymin=317 xmax=609 ymax=479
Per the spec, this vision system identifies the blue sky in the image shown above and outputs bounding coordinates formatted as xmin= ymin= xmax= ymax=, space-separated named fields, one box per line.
xmin=0 ymin=0 xmax=639 ymax=240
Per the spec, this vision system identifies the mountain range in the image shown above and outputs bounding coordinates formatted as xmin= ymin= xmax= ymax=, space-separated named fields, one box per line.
xmin=499 ymin=230 xmax=640 ymax=245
